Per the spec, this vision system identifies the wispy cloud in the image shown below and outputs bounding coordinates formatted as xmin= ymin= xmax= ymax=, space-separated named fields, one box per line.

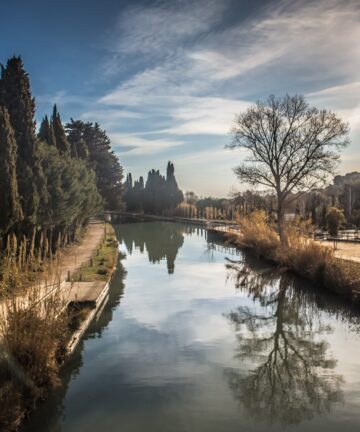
xmin=95 ymin=0 xmax=360 ymax=194
xmin=307 ymin=81 xmax=360 ymax=131
xmin=110 ymin=132 xmax=185 ymax=156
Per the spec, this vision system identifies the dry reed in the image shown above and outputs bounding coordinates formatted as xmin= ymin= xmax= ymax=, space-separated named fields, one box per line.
xmin=0 ymin=235 xmax=70 ymax=431
xmin=231 ymin=211 xmax=360 ymax=302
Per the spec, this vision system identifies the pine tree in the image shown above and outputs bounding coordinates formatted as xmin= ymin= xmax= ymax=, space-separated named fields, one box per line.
xmin=0 ymin=56 xmax=46 ymax=229
xmin=0 ymin=106 xmax=23 ymax=235
xmin=38 ymin=115 xmax=56 ymax=146
xmin=52 ymin=105 xmax=70 ymax=154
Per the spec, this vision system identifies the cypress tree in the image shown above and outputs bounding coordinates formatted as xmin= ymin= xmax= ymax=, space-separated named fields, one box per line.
xmin=165 ymin=161 xmax=183 ymax=210
xmin=52 ymin=104 xmax=70 ymax=154
xmin=66 ymin=118 xmax=89 ymax=159
xmin=38 ymin=115 xmax=56 ymax=146
xmin=65 ymin=119 xmax=124 ymax=209
xmin=0 ymin=57 xmax=36 ymax=163
xmin=0 ymin=106 xmax=23 ymax=235
xmin=0 ymin=56 xmax=46 ymax=229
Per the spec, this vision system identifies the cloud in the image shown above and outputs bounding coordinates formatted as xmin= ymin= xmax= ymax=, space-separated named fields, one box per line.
xmin=36 ymin=90 xmax=88 ymax=107
xmin=95 ymin=0 xmax=360 ymax=195
xmin=107 ymin=0 xmax=226 ymax=58
xmin=307 ymin=81 xmax=360 ymax=131
xmin=110 ymin=132 xmax=185 ymax=156
xmin=101 ymin=0 xmax=360 ymax=129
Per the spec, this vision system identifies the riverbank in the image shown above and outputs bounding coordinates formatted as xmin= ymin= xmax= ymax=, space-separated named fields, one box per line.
xmin=220 ymin=213 xmax=360 ymax=304
xmin=19 ymin=220 xmax=360 ymax=432
xmin=0 ymin=223 xmax=119 ymax=431
xmin=65 ymin=224 xmax=119 ymax=356
xmin=107 ymin=210 xmax=211 ymax=227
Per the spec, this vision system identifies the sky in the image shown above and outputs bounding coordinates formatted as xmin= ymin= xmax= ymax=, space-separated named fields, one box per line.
xmin=1 ymin=0 xmax=359 ymax=197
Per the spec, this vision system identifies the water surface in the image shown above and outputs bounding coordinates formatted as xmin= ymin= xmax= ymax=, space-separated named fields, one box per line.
xmin=23 ymin=221 xmax=360 ymax=431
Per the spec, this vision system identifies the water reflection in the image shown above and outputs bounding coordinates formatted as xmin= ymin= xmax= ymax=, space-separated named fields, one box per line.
xmin=225 ymin=257 xmax=344 ymax=427
xmin=19 ymin=222 xmax=360 ymax=431
xmin=117 ymin=222 xmax=205 ymax=274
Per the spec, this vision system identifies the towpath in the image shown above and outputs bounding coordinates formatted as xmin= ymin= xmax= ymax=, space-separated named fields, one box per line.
xmin=0 ymin=221 xmax=105 ymax=317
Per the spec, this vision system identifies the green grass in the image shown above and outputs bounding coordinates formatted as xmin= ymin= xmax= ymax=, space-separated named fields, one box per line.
xmin=72 ymin=224 xmax=118 ymax=282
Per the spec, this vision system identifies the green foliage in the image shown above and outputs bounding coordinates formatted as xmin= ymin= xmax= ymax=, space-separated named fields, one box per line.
xmin=0 ymin=55 xmax=123 ymax=249
xmin=38 ymin=142 xmax=102 ymax=232
xmin=0 ymin=106 xmax=23 ymax=235
xmin=38 ymin=115 xmax=56 ymax=147
xmin=51 ymin=105 xmax=70 ymax=154
xmin=0 ymin=56 xmax=46 ymax=228
xmin=66 ymin=120 xmax=124 ymax=210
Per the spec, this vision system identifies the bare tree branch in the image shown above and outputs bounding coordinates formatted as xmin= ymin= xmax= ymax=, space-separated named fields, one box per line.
xmin=228 ymin=94 xmax=349 ymax=239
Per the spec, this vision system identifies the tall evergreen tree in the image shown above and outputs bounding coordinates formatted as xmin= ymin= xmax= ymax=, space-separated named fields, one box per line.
xmin=0 ymin=106 xmax=23 ymax=235
xmin=38 ymin=115 xmax=56 ymax=147
xmin=66 ymin=120 xmax=124 ymax=209
xmin=165 ymin=161 xmax=183 ymax=210
xmin=66 ymin=118 xmax=89 ymax=159
xmin=51 ymin=104 xmax=70 ymax=154
xmin=124 ymin=163 xmax=183 ymax=214
xmin=0 ymin=56 xmax=46 ymax=228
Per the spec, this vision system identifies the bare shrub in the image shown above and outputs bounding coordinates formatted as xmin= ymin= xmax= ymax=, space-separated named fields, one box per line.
xmin=232 ymin=212 xmax=360 ymax=302
xmin=0 ymin=235 xmax=70 ymax=430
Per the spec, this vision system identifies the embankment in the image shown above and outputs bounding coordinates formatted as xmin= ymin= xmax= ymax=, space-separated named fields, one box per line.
xmin=0 ymin=223 xmax=120 ymax=431
xmin=211 ymin=214 xmax=360 ymax=305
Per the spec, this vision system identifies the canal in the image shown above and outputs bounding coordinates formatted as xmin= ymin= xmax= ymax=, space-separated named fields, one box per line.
xmin=23 ymin=221 xmax=360 ymax=431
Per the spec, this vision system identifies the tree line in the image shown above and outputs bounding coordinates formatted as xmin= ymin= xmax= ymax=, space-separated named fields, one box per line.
xmin=0 ymin=56 xmax=123 ymax=250
xmin=124 ymin=162 xmax=183 ymax=215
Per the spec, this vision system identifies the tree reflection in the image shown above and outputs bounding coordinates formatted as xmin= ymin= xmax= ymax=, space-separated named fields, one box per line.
xmin=225 ymin=258 xmax=344 ymax=427
xmin=117 ymin=222 xmax=185 ymax=274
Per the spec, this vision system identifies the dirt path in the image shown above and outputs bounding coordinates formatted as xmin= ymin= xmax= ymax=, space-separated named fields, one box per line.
xmin=0 ymin=222 xmax=105 ymax=319
xmin=319 ymin=241 xmax=360 ymax=263
xmin=56 ymin=221 xmax=105 ymax=283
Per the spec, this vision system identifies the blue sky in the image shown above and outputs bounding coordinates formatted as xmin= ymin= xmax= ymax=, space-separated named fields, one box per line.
xmin=1 ymin=0 xmax=359 ymax=197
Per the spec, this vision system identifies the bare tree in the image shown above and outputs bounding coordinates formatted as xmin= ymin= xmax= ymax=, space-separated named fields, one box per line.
xmin=228 ymin=95 xmax=349 ymax=240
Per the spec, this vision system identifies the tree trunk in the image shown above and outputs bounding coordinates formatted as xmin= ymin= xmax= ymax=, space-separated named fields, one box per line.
xmin=277 ymin=198 xmax=287 ymax=244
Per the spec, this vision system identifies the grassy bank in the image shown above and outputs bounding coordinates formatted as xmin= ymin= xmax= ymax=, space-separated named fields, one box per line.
xmin=71 ymin=224 xmax=118 ymax=282
xmin=0 ymin=223 xmax=119 ymax=431
xmin=228 ymin=211 xmax=360 ymax=303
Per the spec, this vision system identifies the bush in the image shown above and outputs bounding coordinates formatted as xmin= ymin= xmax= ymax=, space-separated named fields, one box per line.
xmin=97 ymin=267 xmax=108 ymax=275
xmin=234 ymin=211 xmax=280 ymax=259
xmin=229 ymin=211 xmax=360 ymax=302
xmin=326 ymin=207 xmax=345 ymax=237
xmin=0 ymin=252 xmax=69 ymax=430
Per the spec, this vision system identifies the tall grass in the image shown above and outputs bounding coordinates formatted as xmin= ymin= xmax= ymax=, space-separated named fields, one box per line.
xmin=0 ymin=236 xmax=70 ymax=431
xmin=231 ymin=211 xmax=360 ymax=302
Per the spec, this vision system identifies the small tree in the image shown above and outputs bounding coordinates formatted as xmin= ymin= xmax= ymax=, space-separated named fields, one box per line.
xmin=228 ymin=95 xmax=349 ymax=241
xmin=326 ymin=207 xmax=345 ymax=249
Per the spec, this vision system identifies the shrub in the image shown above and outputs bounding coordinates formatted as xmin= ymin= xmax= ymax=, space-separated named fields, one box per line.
xmin=234 ymin=210 xmax=280 ymax=259
xmin=0 ymin=243 xmax=69 ymax=430
xmin=230 ymin=211 xmax=360 ymax=302
xmin=326 ymin=207 xmax=345 ymax=237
